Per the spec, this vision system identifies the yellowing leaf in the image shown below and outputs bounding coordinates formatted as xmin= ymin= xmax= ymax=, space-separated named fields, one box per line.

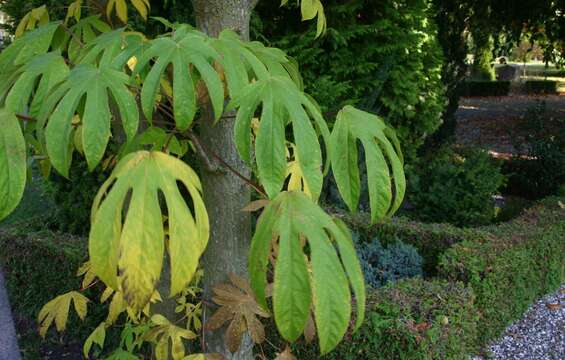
xmin=280 ymin=0 xmax=326 ymax=37
xmin=15 ymin=5 xmax=50 ymax=38
xmin=285 ymin=143 xmax=312 ymax=199
xmin=83 ymin=322 xmax=106 ymax=358
xmin=145 ymin=314 xmax=197 ymax=360
xmin=66 ymin=0 xmax=82 ymax=24
xmin=107 ymin=0 xmax=150 ymax=23
xmin=89 ymin=151 xmax=209 ymax=310
xmin=38 ymin=291 xmax=89 ymax=337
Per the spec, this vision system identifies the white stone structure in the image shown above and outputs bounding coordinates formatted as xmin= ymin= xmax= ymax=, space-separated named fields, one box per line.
xmin=0 ymin=12 xmax=9 ymax=44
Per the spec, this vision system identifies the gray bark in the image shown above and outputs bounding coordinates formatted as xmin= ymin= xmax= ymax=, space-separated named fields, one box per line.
xmin=191 ymin=1 xmax=258 ymax=359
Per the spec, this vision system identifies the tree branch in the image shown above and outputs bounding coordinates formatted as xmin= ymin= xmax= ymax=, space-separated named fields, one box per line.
xmin=187 ymin=130 xmax=267 ymax=198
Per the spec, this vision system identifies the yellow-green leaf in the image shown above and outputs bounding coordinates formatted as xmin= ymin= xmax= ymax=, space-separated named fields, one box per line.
xmin=89 ymin=151 xmax=208 ymax=310
xmin=249 ymin=191 xmax=365 ymax=354
xmin=83 ymin=322 xmax=106 ymax=358
xmin=0 ymin=109 xmax=27 ymax=221
xmin=38 ymin=291 xmax=89 ymax=337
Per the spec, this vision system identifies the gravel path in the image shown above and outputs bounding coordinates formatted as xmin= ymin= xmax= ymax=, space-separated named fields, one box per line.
xmin=0 ymin=269 xmax=21 ymax=360
xmin=473 ymin=284 xmax=565 ymax=360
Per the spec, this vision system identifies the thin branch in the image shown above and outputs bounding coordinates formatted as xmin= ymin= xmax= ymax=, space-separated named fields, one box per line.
xmin=188 ymin=130 xmax=267 ymax=198
xmin=186 ymin=131 xmax=223 ymax=173
xmin=61 ymin=23 xmax=84 ymax=49
xmin=15 ymin=114 xmax=35 ymax=122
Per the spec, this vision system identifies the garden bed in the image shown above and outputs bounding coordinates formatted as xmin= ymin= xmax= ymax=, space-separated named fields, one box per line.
xmin=1 ymin=197 xmax=563 ymax=359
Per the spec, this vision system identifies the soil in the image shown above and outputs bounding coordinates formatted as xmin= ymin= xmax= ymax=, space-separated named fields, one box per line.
xmin=455 ymin=94 xmax=565 ymax=154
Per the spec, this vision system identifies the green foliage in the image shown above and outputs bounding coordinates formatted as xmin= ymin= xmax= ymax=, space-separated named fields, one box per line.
xmin=407 ymin=147 xmax=506 ymax=226
xmin=0 ymin=221 xmax=109 ymax=359
xmin=254 ymin=0 xmax=445 ymax=163
xmin=340 ymin=212 xmax=488 ymax=275
xmin=439 ymin=197 xmax=565 ymax=346
xmin=354 ymin=234 xmax=423 ymax=289
xmin=250 ymin=191 xmax=365 ymax=354
xmin=505 ymin=101 xmax=565 ymax=199
xmin=523 ymin=80 xmax=558 ymax=94
xmin=0 ymin=110 xmax=26 ymax=220
xmin=46 ymin=161 xmax=107 ymax=236
xmin=460 ymin=80 xmax=511 ymax=97
xmin=0 ymin=0 xmax=408 ymax=356
xmin=283 ymin=278 xmax=478 ymax=360
xmin=470 ymin=32 xmax=495 ymax=81
xmin=330 ymin=106 xmax=405 ymax=221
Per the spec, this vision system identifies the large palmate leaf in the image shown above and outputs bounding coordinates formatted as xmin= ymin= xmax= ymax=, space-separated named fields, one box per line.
xmin=134 ymin=27 xmax=223 ymax=130
xmin=77 ymin=28 xmax=144 ymax=70
xmin=211 ymin=30 xmax=302 ymax=97
xmin=89 ymin=151 xmax=209 ymax=310
xmin=4 ymin=51 xmax=69 ymax=117
xmin=228 ymin=76 xmax=330 ymax=200
xmin=0 ymin=109 xmax=27 ymax=221
xmin=330 ymin=105 xmax=406 ymax=222
xmin=0 ymin=23 xmax=60 ymax=100
xmin=249 ymin=191 xmax=365 ymax=354
xmin=43 ymin=63 xmax=139 ymax=175
xmin=38 ymin=291 xmax=88 ymax=337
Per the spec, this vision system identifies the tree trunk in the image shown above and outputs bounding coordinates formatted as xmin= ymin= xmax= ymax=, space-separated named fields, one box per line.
xmin=471 ymin=31 xmax=495 ymax=81
xmin=191 ymin=1 xmax=257 ymax=359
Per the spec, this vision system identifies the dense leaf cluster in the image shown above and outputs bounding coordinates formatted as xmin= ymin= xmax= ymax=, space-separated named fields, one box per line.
xmin=353 ymin=233 xmax=423 ymax=289
xmin=407 ymin=147 xmax=506 ymax=226
xmin=254 ymin=0 xmax=445 ymax=163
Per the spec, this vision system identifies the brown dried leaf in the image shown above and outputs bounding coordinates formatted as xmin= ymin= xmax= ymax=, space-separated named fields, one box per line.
xmin=213 ymin=284 xmax=247 ymax=300
xmin=242 ymin=307 xmax=265 ymax=344
xmin=241 ymin=199 xmax=270 ymax=212
xmin=228 ymin=273 xmax=253 ymax=295
xmin=205 ymin=305 xmax=235 ymax=331
xmin=207 ymin=274 xmax=270 ymax=353
xmin=225 ymin=313 xmax=246 ymax=353
xmin=303 ymin=311 xmax=316 ymax=344
xmin=546 ymin=302 xmax=561 ymax=310
xmin=275 ymin=346 xmax=297 ymax=360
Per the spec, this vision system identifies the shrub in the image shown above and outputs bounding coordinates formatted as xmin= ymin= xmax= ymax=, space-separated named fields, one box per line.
xmin=285 ymin=278 xmax=478 ymax=360
xmin=439 ymin=197 xmax=565 ymax=346
xmin=334 ymin=211 xmax=487 ymax=276
xmin=460 ymin=80 xmax=511 ymax=97
xmin=45 ymin=161 xmax=108 ymax=236
xmin=0 ymin=221 xmax=107 ymax=359
xmin=354 ymin=234 xmax=423 ymax=288
xmin=375 ymin=218 xmax=485 ymax=276
xmin=407 ymin=147 xmax=506 ymax=226
xmin=254 ymin=0 xmax=445 ymax=163
xmin=524 ymin=80 xmax=558 ymax=94
xmin=505 ymin=101 xmax=565 ymax=199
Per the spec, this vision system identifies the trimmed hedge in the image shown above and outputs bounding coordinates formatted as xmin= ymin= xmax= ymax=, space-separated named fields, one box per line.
xmin=524 ymin=80 xmax=558 ymax=94
xmin=341 ymin=213 xmax=485 ymax=275
xmin=460 ymin=80 xmax=510 ymax=97
xmin=283 ymin=278 xmax=477 ymax=360
xmin=0 ymin=220 xmax=106 ymax=359
xmin=439 ymin=197 xmax=565 ymax=346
